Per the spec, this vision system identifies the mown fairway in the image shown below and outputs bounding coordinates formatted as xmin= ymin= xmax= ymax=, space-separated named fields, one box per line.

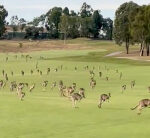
xmin=0 ymin=39 xmax=150 ymax=138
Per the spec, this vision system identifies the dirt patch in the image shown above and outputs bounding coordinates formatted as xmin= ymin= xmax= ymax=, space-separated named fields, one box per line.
xmin=0 ymin=40 xmax=99 ymax=53
xmin=107 ymin=50 xmax=150 ymax=62
xmin=105 ymin=51 xmax=122 ymax=57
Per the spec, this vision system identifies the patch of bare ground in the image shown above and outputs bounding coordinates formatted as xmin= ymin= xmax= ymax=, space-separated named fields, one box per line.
xmin=0 ymin=40 xmax=98 ymax=53
xmin=108 ymin=50 xmax=150 ymax=62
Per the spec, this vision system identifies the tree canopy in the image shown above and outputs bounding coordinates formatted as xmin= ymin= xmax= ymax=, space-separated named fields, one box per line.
xmin=0 ymin=5 xmax=8 ymax=37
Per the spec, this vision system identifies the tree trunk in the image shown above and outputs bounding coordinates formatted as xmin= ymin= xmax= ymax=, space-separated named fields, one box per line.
xmin=146 ymin=43 xmax=149 ymax=56
xmin=64 ymin=33 xmax=67 ymax=45
xmin=140 ymin=42 xmax=145 ymax=56
xmin=140 ymin=43 xmax=142 ymax=52
xmin=126 ymin=38 xmax=129 ymax=54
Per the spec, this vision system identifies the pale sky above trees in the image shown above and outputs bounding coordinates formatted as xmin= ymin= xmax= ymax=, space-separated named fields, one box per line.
xmin=1 ymin=0 xmax=150 ymax=21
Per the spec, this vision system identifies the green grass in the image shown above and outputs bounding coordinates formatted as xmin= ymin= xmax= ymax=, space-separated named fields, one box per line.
xmin=0 ymin=39 xmax=150 ymax=138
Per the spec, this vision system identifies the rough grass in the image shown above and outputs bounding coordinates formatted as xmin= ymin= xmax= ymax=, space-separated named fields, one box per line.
xmin=0 ymin=39 xmax=150 ymax=138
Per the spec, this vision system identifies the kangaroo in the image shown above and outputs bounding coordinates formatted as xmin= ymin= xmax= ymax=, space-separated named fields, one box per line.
xmin=72 ymin=83 xmax=76 ymax=90
xmin=31 ymin=70 xmax=33 ymax=75
xmin=42 ymin=81 xmax=48 ymax=91
xmin=54 ymin=68 xmax=58 ymax=72
xmin=89 ymin=70 xmax=95 ymax=78
xmin=59 ymin=65 xmax=63 ymax=70
xmin=74 ymin=67 xmax=77 ymax=71
xmin=122 ymin=85 xmax=126 ymax=93
xmin=106 ymin=76 xmax=109 ymax=81
xmin=131 ymin=80 xmax=135 ymax=88
xmin=99 ymin=72 xmax=102 ymax=77
xmin=5 ymin=74 xmax=8 ymax=81
xmin=2 ymin=70 xmax=4 ymax=77
xmin=17 ymin=89 xmax=25 ymax=101
xmin=10 ymin=81 xmax=17 ymax=91
xmin=21 ymin=70 xmax=24 ymax=76
xmin=25 ymin=83 xmax=28 ymax=87
xmin=60 ymin=86 xmax=66 ymax=96
xmin=47 ymin=68 xmax=50 ymax=75
xmin=29 ymin=84 xmax=35 ymax=92
xmin=84 ymin=65 xmax=89 ymax=70
xmin=17 ymin=83 xmax=24 ymax=91
xmin=62 ymin=86 xmax=75 ymax=97
xmin=11 ymin=71 xmax=13 ymax=76
xmin=131 ymin=99 xmax=150 ymax=115
xmin=79 ymin=88 xmax=85 ymax=98
xmin=90 ymin=79 xmax=96 ymax=89
xmin=37 ymin=69 xmax=39 ymax=73
xmin=6 ymin=57 xmax=8 ymax=62
xmin=35 ymin=62 xmax=38 ymax=69
xmin=70 ymin=91 xmax=85 ymax=108
xmin=51 ymin=82 xmax=56 ymax=90
xmin=58 ymin=80 xmax=63 ymax=91
xmin=0 ymin=80 xmax=4 ymax=88
xmin=98 ymin=93 xmax=111 ymax=108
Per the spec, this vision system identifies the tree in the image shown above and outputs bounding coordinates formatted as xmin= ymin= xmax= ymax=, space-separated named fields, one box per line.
xmin=29 ymin=14 xmax=46 ymax=27
xmin=67 ymin=16 xmax=79 ymax=38
xmin=10 ymin=15 xmax=19 ymax=36
xmin=19 ymin=18 xmax=26 ymax=32
xmin=59 ymin=15 xmax=79 ymax=42
xmin=59 ymin=15 xmax=69 ymax=44
xmin=80 ymin=2 xmax=93 ymax=18
xmin=0 ymin=5 xmax=8 ymax=38
xmin=102 ymin=18 xmax=113 ymax=40
xmin=63 ymin=7 xmax=69 ymax=16
xmin=25 ymin=26 xmax=40 ymax=39
xmin=70 ymin=10 xmax=77 ymax=16
xmin=92 ymin=10 xmax=103 ymax=38
xmin=114 ymin=1 xmax=139 ymax=54
xmin=130 ymin=5 xmax=150 ymax=56
xmin=79 ymin=17 xmax=93 ymax=37
xmin=47 ymin=7 xmax=62 ymax=38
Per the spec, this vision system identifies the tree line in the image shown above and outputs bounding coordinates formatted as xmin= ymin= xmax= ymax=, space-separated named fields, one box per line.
xmin=0 ymin=2 xmax=113 ymax=40
xmin=1 ymin=1 xmax=150 ymax=56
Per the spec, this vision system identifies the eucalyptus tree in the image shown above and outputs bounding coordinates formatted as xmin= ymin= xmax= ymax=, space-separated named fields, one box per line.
xmin=0 ymin=5 xmax=8 ymax=38
xmin=19 ymin=18 xmax=26 ymax=32
xmin=102 ymin=18 xmax=113 ymax=40
xmin=46 ymin=7 xmax=62 ymax=38
xmin=63 ymin=7 xmax=69 ymax=16
xmin=131 ymin=5 xmax=150 ymax=56
xmin=114 ymin=1 xmax=139 ymax=54
xmin=59 ymin=15 xmax=69 ymax=44
xmin=70 ymin=10 xmax=77 ymax=16
xmin=10 ymin=15 xmax=19 ymax=37
xmin=59 ymin=15 xmax=79 ymax=43
xmin=79 ymin=17 xmax=93 ymax=37
xmin=80 ymin=2 xmax=93 ymax=18
xmin=92 ymin=10 xmax=103 ymax=38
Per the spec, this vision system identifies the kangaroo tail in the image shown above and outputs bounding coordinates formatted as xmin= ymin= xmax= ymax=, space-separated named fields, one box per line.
xmin=131 ymin=105 xmax=138 ymax=110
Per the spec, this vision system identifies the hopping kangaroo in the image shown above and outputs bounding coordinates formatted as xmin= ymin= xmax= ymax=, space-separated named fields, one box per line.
xmin=70 ymin=90 xmax=85 ymax=108
xmin=98 ymin=93 xmax=111 ymax=108
xmin=131 ymin=99 xmax=150 ymax=114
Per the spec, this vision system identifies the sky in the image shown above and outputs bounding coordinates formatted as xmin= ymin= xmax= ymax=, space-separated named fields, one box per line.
xmin=1 ymin=0 xmax=150 ymax=22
